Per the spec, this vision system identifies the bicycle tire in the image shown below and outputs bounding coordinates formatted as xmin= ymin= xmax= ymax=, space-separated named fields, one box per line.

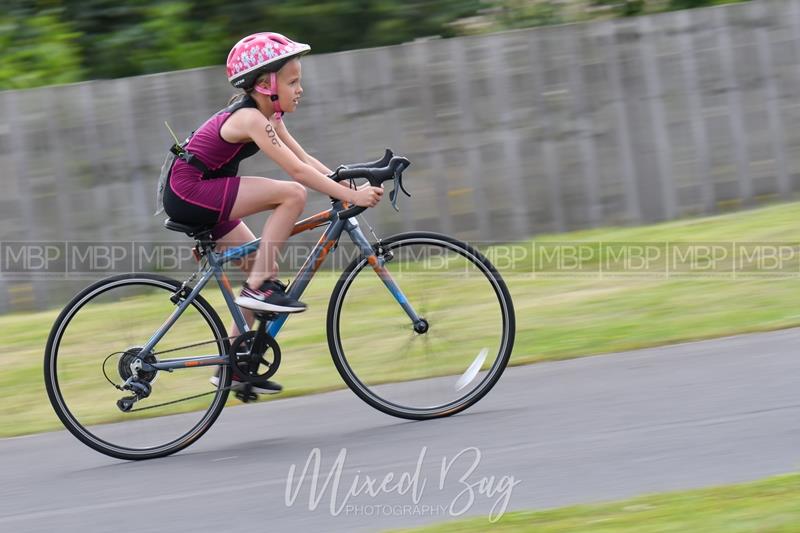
xmin=327 ymin=232 xmax=515 ymax=420
xmin=44 ymin=273 xmax=232 ymax=460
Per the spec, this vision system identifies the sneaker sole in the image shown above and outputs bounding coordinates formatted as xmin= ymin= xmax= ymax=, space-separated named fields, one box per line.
xmin=209 ymin=376 xmax=282 ymax=395
xmin=234 ymin=296 xmax=307 ymax=314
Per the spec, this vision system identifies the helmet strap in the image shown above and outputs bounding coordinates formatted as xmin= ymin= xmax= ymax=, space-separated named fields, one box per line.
xmin=253 ymin=72 xmax=283 ymax=121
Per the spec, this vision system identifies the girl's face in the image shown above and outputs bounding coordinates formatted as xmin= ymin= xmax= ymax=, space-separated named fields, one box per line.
xmin=275 ymin=59 xmax=303 ymax=114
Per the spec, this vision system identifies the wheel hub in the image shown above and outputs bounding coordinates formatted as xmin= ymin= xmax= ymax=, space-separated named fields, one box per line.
xmin=117 ymin=347 xmax=158 ymax=383
xmin=413 ymin=318 xmax=429 ymax=334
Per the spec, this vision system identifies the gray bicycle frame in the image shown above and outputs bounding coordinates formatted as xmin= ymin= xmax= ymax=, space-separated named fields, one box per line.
xmin=139 ymin=211 xmax=422 ymax=373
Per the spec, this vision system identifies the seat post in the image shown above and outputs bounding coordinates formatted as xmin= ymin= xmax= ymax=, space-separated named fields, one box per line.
xmin=194 ymin=238 xmax=216 ymax=259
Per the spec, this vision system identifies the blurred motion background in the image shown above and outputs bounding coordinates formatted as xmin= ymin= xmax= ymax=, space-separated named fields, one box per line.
xmin=5 ymin=7 xmax=800 ymax=528
xmin=4 ymin=0 xmax=796 ymax=313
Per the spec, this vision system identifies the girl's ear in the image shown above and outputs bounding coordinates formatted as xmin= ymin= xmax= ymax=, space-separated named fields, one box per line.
xmin=252 ymin=78 xmax=269 ymax=96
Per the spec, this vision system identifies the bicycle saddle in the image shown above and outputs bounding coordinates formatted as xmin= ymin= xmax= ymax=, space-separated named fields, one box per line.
xmin=163 ymin=218 xmax=216 ymax=240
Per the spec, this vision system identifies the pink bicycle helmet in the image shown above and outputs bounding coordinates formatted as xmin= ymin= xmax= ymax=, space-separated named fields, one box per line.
xmin=227 ymin=32 xmax=311 ymax=90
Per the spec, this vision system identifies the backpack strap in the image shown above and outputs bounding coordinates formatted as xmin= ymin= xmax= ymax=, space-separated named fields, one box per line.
xmin=168 ymin=96 xmax=259 ymax=180
xmin=169 ymin=133 xmax=227 ymax=180
xmin=170 ymin=143 xmax=211 ymax=175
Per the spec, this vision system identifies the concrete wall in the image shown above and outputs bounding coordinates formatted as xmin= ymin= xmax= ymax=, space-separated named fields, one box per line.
xmin=2 ymin=0 xmax=799 ymax=311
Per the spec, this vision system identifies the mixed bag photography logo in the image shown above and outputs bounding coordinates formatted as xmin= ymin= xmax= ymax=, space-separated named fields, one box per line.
xmin=285 ymin=446 xmax=520 ymax=522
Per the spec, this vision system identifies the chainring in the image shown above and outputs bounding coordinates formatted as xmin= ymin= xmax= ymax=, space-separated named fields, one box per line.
xmin=228 ymin=330 xmax=281 ymax=382
xmin=118 ymin=347 xmax=159 ymax=383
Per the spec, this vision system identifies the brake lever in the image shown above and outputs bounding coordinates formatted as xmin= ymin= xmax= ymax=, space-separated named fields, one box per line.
xmin=398 ymin=172 xmax=411 ymax=198
xmin=389 ymin=167 xmax=411 ymax=212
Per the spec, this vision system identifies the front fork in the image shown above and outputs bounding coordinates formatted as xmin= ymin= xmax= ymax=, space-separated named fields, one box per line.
xmin=344 ymin=219 xmax=426 ymax=332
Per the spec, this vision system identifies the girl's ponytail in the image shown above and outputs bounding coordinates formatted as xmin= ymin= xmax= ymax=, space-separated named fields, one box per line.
xmin=227 ymin=91 xmax=247 ymax=105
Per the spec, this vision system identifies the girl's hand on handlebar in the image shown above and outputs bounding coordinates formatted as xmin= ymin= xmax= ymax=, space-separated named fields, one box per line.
xmin=353 ymin=186 xmax=384 ymax=207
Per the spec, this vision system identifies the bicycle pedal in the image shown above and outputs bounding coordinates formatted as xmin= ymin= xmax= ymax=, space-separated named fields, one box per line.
xmin=254 ymin=311 xmax=279 ymax=321
xmin=235 ymin=390 xmax=259 ymax=403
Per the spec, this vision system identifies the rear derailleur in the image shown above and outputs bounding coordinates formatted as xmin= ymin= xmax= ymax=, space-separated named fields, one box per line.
xmin=116 ymin=347 xmax=157 ymax=412
xmin=228 ymin=311 xmax=282 ymax=403
xmin=117 ymin=379 xmax=151 ymax=412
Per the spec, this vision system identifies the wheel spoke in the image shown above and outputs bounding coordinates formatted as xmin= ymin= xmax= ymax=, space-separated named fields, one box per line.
xmin=455 ymin=348 xmax=488 ymax=392
xmin=398 ymin=332 xmax=416 ymax=358
xmin=329 ymin=234 xmax=514 ymax=419
xmin=45 ymin=274 xmax=232 ymax=460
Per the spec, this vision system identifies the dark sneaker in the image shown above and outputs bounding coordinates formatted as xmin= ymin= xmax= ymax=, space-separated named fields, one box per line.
xmin=209 ymin=373 xmax=283 ymax=394
xmin=234 ymin=279 xmax=307 ymax=313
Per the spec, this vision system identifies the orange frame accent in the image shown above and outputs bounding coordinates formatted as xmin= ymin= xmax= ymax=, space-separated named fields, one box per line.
xmin=290 ymin=208 xmax=337 ymax=274
xmin=290 ymin=209 xmax=334 ymax=236
xmin=312 ymin=237 xmax=338 ymax=273
xmin=219 ymin=271 xmax=233 ymax=294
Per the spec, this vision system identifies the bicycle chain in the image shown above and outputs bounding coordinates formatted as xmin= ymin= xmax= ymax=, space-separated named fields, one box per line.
xmin=151 ymin=335 xmax=239 ymax=357
xmin=127 ymin=385 xmax=238 ymax=412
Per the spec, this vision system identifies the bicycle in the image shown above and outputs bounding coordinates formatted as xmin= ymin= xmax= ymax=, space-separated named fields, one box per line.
xmin=44 ymin=149 xmax=516 ymax=460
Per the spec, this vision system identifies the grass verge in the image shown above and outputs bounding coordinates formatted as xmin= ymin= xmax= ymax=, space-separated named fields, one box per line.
xmin=386 ymin=472 xmax=800 ymax=532
xmin=4 ymin=201 xmax=800 ymax=437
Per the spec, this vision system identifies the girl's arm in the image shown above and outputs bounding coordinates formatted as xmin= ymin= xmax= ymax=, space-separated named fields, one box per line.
xmin=239 ymin=109 xmax=382 ymax=205
xmin=275 ymin=119 xmax=332 ymax=175
xmin=275 ymin=117 xmax=374 ymax=191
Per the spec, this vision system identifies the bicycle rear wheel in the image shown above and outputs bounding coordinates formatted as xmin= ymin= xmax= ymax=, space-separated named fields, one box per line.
xmin=327 ymin=232 xmax=515 ymax=419
xmin=44 ymin=273 xmax=232 ymax=460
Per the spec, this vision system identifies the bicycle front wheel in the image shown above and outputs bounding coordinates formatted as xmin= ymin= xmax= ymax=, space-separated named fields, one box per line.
xmin=44 ymin=273 xmax=232 ymax=460
xmin=327 ymin=232 xmax=515 ymax=419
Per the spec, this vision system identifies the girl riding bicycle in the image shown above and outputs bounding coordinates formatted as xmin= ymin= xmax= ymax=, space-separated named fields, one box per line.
xmin=161 ymin=32 xmax=384 ymax=392
xmin=47 ymin=35 xmax=514 ymax=457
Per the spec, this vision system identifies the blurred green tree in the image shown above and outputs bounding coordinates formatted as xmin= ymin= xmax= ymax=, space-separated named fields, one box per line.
xmin=59 ymin=0 xmax=230 ymax=78
xmin=259 ymin=0 xmax=482 ymax=50
xmin=485 ymin=0 xmax=565 ymax=30
xmin=589 ymin=0 xmax=645 ymax=16
xmin=668 ymin=0 xmax=740 ymax=7
xmin=0 ymin=2 xmax=84 ymax=89
xmin=0 ymin=0 xmax=750 ymax=89
xmin=59 ymin=0 xmax=482 ymax=80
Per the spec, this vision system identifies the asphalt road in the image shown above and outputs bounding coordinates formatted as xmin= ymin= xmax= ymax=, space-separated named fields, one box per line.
xmin=2 ymin=329 xmax=799 ymax=532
